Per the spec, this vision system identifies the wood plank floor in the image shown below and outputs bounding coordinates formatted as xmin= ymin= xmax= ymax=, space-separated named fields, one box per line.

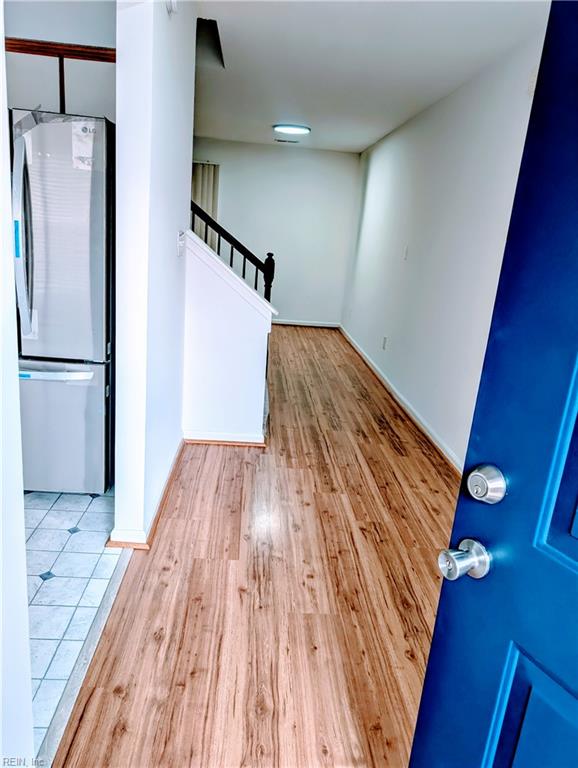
xmin=55 ymin=326 xmax=459 ymax=768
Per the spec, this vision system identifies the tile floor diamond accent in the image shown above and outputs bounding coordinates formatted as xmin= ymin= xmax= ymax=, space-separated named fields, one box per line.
xmin=39 ymin=571 xmax=55 ymax=581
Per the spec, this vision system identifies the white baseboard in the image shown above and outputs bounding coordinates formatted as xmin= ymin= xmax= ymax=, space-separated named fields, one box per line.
xmin=109 ymin=527 xmax=148 ymax=545
xmin=183 ymin=321 xmax=461 ymax=471
xmin=183 ymin=429 xmax=265 ymax=445
xmin=339 ymin=327 xmax=463 ymax=473
xmin=273 ymin=319 xmax=341 ymax=328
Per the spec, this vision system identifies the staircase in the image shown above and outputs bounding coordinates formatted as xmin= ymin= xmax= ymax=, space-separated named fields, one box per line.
xmin=191 ymin=201 xmax=275 ymax=302
xmin=183 ymin=204 xmax=277 ymax=445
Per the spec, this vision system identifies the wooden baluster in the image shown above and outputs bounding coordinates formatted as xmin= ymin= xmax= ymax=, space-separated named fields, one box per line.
xmin=230 ymin=245 xmax=234 ymax=267
xmin=242 ymin=256 xmax=247 ymax=279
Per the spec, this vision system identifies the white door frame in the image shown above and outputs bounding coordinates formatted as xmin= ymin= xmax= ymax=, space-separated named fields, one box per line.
xmin=0 ymin=2 xmax=34 ymax=758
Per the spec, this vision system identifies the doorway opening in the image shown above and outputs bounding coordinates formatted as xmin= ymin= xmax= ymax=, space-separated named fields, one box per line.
xmin=6 ymin=32 xmax=125 ymax=762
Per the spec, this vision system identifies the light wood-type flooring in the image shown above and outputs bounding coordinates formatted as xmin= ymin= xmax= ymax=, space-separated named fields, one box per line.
xmin=55 ymin=326 xmax=459 ymax=768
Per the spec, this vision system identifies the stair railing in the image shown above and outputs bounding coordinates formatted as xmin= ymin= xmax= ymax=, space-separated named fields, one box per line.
xmin=191 ymin=201 xmax=275 ymax=302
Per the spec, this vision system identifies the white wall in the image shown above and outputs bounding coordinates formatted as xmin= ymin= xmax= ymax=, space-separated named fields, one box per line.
xmin=113 ymin=0 xmax=196 ymax=542
xmin=143 ymin=1 xmax=196 ymax=532
xmin=111 ymin=1 xmax=153 ymax=544
xmin=4 ymin=0 xmax=116 ymax=120
xmin=4 ymin=0 xmax=115 ymax=47
xmin=6 ymin=53 xmax=116 ymax=120
xmin=193 ymin=138 xmax=361 ymax=325
xmin=0 ymin=6 xmax=34 ymax=759
xmin=183 ymin=232 xmax=274 ymax=444
xmin=6 ymin=53 xmax=60 ymax=112
xmin=342 ymin=35 xmax=547 ymax=468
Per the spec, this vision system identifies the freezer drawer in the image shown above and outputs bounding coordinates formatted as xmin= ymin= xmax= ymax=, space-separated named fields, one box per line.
xmin=19 ymin=361 xmax=108 ymax=494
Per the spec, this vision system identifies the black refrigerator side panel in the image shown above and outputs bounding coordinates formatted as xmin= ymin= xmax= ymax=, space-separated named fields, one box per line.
xmin=105 ymin=118 xmax=116 ymax=491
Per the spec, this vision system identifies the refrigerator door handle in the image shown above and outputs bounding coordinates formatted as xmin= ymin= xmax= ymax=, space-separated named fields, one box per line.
xmin=19 ymin=370 xmax=94 ymax=383
xmin=12 ymin=136 xmax=33 ymax=335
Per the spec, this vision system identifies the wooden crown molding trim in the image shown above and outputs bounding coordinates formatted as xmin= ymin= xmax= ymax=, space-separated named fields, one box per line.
xmin=5 ymin=37 xmax=116 ymax=63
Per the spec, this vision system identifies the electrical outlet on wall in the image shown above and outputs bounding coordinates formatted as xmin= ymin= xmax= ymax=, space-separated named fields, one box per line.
xmin=382 ymin=336 xmax=388 ymax=351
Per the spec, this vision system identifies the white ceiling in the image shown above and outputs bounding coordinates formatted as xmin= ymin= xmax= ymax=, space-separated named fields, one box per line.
xmin=194 ymin=1 xmax=549 ymax=153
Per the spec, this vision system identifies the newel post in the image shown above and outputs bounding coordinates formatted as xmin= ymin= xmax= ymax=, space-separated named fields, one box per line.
xmin=263 ymin=252 xmax=275 ymax=302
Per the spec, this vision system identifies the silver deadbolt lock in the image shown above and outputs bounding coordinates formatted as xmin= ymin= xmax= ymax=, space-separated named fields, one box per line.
xmin=466 ymin=464 xmax=507 ymax=504
xmin=438 ymin=538 xmax=491 ymax=581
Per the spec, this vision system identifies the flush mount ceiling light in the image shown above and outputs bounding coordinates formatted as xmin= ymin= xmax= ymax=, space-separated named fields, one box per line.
xmin=273 ymin=124 xmax=311 ymax=136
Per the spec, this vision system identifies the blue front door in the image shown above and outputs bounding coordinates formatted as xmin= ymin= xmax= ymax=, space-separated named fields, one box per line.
xmin=411 ymin=4 xmax=578 ymax=766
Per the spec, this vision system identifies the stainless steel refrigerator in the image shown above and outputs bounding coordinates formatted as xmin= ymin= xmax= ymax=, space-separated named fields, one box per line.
xmin=11 ymin=109 xmax=114 ymax=494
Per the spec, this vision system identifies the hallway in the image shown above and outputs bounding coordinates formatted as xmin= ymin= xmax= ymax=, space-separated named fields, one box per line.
xmin=54 ymin=326 xmax=459 ymax=767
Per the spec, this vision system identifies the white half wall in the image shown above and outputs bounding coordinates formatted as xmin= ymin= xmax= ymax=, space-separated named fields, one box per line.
xmin=342 ymin=33 xmax=548 ymax=468
xmin=0 ymin=8 xmax=34 ymax=759
xmin=113 ymin=0 xmax=196 ymax=542
xmin=182 ymin=232 xmax=275 ymax=444
xmin=193 ymin=138 xmax=361 ymax=326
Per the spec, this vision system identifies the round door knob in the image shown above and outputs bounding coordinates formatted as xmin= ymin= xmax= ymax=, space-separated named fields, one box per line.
xmin=466 ymin=464 xmax=507 ymax=504
xmin=438 ymin=538 xmax=491 ymax=581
